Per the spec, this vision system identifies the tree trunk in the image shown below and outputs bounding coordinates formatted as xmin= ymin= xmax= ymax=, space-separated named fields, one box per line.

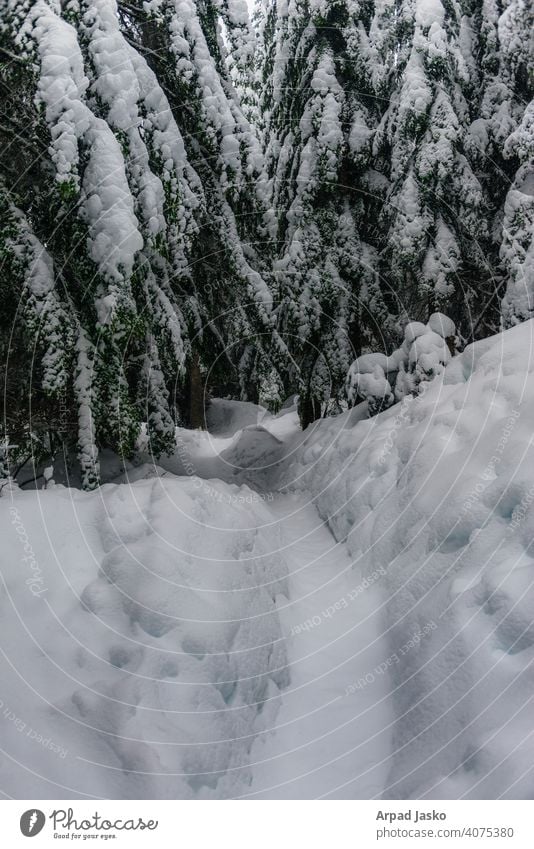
xmin=189 ymin=351 xmax=205 ymax=430
xmin=299 ymin=394 xmax=322 ymax=430
xmin=298 ymin=346 xmax=323 ymax=430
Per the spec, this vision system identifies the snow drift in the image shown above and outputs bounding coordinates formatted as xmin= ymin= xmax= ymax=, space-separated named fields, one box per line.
xmin=0 ymin=476 xmax=287 ymax=798
xmin=2 ymin=320 xmax=534 ymax=799
xmin=281 ymin=319 xmax=534 ymax=798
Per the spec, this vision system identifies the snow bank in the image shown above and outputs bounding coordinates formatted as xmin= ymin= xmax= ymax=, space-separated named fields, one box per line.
xmin=281 ymin=320 xmax=534 ymax=798
xmin=205 ymin=398 xmax=270 ymax=436
xmin=134 ymin=399 xmax=301 ymax=490
xmin=4 ymin=321 xmax=534 ymax=799
xmin=347 ymin=313 xmax=456 ymax=413
xmin=0 ymin=476 xmax=287 ymax=798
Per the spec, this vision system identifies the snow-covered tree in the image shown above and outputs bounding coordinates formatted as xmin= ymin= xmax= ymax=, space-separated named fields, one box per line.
xmin=461 ymin=0 xmax=532 ymax=333
xmin=259 ymin=0 xmax=391 ymax=428
xmin=0 ymin=0 xmax=273 ymax=486
xmin=1 ymin=0 xmax=533 ymax=478
xmin=500 ymin=103 xmax=534 ymax=325
xmin=371 ymin=0 xmax=494 ymax=335
xmin=347 ymin=312 xmax=457 ymax=414
xmin=496 ymin=0 xmax=534 ymax=326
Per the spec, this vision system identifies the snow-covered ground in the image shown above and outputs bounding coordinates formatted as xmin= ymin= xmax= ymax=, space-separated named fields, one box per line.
xmin=246 ymin=493 xmax=391 ymax=799
xmin=1 ymin=321 xmax=534 ymax=798
xmin=279 ymin=319 xmax=534 ymax=799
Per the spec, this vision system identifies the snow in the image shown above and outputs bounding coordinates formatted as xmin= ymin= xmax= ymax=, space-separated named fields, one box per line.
xmin=0 ymin=476 xmax=288 ymax=798
xmin=422 ymin=219 xmax=460 ymax=297
xmin=404 ymin=321 xmax=428 ymax=345
xmin=82 ymin=122 xmax=144 ymax=285
xmin=8 ymin=207 xmax=74 ymax=395
xmin=348 ymin=352 xmax=390 ymax=375
xmin=349 ymin=107 xmax=373 ymax=159
xmin=409 ymin=329 xmax=450 ymax=368
xmin=397 ymin=53 xmax=432 ymax=138
xmin=280 ymin=319 xmax=534 ymax=798
xmin=205 ymin=398 xmax=270 ymax=436
xmin=504 ymin=99 xmax=534 ymax=162
xmin=3 ymin=321 xmax=534 ymax=798
xmin=428 ymin=311 xmax=456 ymax=339
xmin=246 ymin=494 xmax=391 ymax=798
xmin=74 ymin=330 xmax=100 ymax=490
xmin=415 ymin=0 xmax=445 ymax=30
xmin=347 ymin=315 xmax=455 ymax=411
xmin=346 ymin=362 xmax=394 ymax=415
xmin=145 ymin=0 xmax=261 ymax=189
xmin=501 ymin=162 xmax=534 ymax=327
xmin=28 ymin=0 xmax=145 ymax=287
xmin=77 ymin=0 xmax=200 ymax=246
xmin=30 ymin=0 xmax=89 ymax=186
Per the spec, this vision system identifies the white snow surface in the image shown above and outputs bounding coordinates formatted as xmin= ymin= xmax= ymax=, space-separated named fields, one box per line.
xmin=2 ymin=321 xmax=534 ymax=798
xmin=280 ymin=320 xmax=534 ymax=799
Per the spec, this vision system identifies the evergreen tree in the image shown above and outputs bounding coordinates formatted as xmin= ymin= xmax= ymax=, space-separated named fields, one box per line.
xmin=0 ymin=0 xmax=273 ymax=487
xmin=259 ymin=0 xmax=390 ymax=428
xmin=497 ymin=0 xmax=534 ymax=325
xmin=370 ymin=0 xmax=495 ymax=337
xmin=1 ymin=0 xmax=533 ymax=480
xmin=500 ymin=101 xmax=534 ymax=325
xmin=460 ymin=0 xmax=532 ymax=334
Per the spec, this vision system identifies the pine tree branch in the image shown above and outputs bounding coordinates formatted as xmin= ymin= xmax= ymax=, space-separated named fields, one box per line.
xmin=0 ymin=123 xmax=43 ymax=157
xmin=122 ymin=32 xmax=166 ymax=63
xmin=0 ymin=45 xmax=27 ymax=65
xmin=11 ymin=453 xmax=32 ymax=479
xmin=117 ymin=1 xmax=147 ymax=21
xmin=19 ymin=473 xmax=43 ymax=489
xmin=470 ymin=282 xmax=506 ymax=339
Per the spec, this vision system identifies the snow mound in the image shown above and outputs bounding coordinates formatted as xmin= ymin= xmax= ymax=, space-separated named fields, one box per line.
xmin=221 ymin=426 xmax=283 ymax=472
xmin=281 ymin=319 xmax=534 ymax=799
xmin=428 ymin=311 xmax=456 ymax=339
xmin=4 ymin=323 xmax=534 ymax=800
xmin=0 ymin=476 xmax=288 ymax=798
xmin=347 ymin=313 xmax=457 ymax=414
xmin=206 ymin=398 xmax=270 ymax=436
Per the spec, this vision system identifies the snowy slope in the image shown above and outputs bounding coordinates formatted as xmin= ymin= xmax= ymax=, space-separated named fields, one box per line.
xmin=279 ymin=319 xmax=534 ymax=799
xmin=0 ymin=477 xmax=288 ymax=798
xmin=246 ymin=493 xmax=391 ymax=799
xmin=2 ymin=321 xmax=534 ymax=799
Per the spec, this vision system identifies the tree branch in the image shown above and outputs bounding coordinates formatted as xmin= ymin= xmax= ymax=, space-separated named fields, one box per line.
xmin=0 ymin=45 xmax=27 ymax=65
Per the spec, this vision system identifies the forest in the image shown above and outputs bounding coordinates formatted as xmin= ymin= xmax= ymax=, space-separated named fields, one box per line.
xmin=1 ymin=0 xmax=532 ymax=488
xmin=1 ymin=0 xmax=534 ymax=807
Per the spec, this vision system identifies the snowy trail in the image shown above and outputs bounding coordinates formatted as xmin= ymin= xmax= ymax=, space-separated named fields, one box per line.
xmin=0 ymin=397 xmax=395 ymax=799
xmin=246 ymin=493 xmax=392 ymax=799
xmin=4 ymin=325 xmax=534 ymax=799
xmin=132 ymin=401 xmax=394 ymax=797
